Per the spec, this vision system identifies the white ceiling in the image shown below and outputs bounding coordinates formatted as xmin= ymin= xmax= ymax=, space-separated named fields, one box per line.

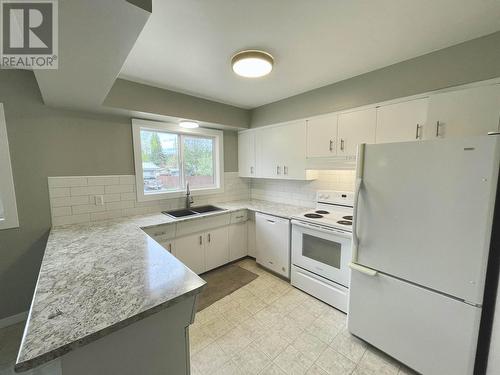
xmin=120 ymin=0 xmax=500 ymax=109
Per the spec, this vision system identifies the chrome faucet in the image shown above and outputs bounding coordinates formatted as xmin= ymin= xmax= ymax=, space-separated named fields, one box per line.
xmin=186 ymin=182 xmax=194 ymax=209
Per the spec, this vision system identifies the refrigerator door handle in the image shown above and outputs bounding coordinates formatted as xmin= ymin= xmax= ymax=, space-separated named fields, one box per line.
xmin=352 ymin=144 xmax=365 ymax=262
xmin=349 ymin=262 xmax=378 ymax=276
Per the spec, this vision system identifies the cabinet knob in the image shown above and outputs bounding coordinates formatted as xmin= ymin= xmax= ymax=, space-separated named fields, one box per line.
xmin=329 ymin=139 xmax=333 ymax=151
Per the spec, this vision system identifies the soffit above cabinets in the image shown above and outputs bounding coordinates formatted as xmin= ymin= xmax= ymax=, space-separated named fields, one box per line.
xmin=120 ymin=0 xmax=500 ymax=108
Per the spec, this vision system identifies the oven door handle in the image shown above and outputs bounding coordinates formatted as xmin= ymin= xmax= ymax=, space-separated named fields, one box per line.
xmin=291 ymin=220 xmax=351 ymax=238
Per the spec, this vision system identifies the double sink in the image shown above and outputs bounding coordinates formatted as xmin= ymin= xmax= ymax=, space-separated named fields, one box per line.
xmin=162 ymin=205 xmax=225 ymax=219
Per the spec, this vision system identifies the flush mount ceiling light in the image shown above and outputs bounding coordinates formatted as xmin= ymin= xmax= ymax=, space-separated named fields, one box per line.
xmin=231 ymin=50 xmax=274 ymax=78
xmin=179 ymin=121 xmax=199 ymax=129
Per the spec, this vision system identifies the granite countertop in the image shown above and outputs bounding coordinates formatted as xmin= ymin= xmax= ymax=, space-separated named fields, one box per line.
xmin=15 ymin=199 xmax=308 ymax=371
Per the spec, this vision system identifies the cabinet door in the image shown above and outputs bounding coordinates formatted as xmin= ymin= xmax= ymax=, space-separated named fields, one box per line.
xmin=281 ymin=121 xmax=308 ymax=179
xmin=229 ymin=222 xmax=248 ymax=261
xmin=425 ymin=85 xmax=500 ymax=139
xmin=174 ymin=233 xmax=205 ymax=274
xmin=238 ymin=131 xmax=256 ymax=177
xmin=205 ymin=226 xmax=229 ymax=271
xmin=376 ymin=98 xmax=428 ymax=143
xmin=160 ymin=240 xmax=175 ymax=255
xmin=256 ymin=127 xmax=283 ymax=178
xmin=307 ymin=114 xmax=338 ymax=157
xmin=255 ymin=213 xmax=290 ymax=278
xmin=338 ymin=108 xmax=376 ymax=156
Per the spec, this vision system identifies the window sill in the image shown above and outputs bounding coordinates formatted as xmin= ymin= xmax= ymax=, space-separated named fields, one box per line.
xmin=138 ymin=186 xmax=224 ymax=202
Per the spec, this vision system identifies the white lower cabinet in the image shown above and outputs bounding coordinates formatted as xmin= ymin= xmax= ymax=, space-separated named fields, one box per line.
xmin=255 ymin=212 xmax=290 ymax=278
xmin=229 ymin=222 xmax=248 ymax=261
xmin=175 ymin=227 xmax=229 ymax=274
xmin=204 ymin=226 xmax=229 ymax=271
xmin=173 ymin=233 xmax=206 ymax=274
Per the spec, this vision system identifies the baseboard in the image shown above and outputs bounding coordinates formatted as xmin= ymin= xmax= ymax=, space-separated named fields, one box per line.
xmin=0 ymin=311 xmax=27 ymax=329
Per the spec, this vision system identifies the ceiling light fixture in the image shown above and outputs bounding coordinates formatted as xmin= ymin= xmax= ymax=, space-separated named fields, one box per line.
xmin=231 ymin=50 xmax=274 ymax=78
xmin=179 ymin=121 xmax=199 ymax=129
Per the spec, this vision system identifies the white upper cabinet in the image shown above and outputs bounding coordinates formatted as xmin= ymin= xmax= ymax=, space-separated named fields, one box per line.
xmin=338 ymin=108 xmax=376 ymax=156
xmin=306 ymin=113 xmax=338 ymax=157
xmin=255 ymin=121 xmax=314 ymax=180
xmin=424 ymin=84 xmax=500 ymax=140
xmin=238 ymin=131 xmax=256 ymax=177
xmin=376 ymin=98 xmax=429 ymax=143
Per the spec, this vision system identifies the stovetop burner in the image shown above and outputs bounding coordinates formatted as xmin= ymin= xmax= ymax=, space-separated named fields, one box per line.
xmin=343 ymin=215 xmax=353 ymax=220
xmin=304 ymin=213 xmax=323 ymax=219
xmin=337 ymin=220 xmax=352 ymax=225
xmin=315 ymin=210 xmax=329 ymax=214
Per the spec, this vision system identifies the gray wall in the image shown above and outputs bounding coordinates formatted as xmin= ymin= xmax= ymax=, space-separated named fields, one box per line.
xmin=104 ymin=79 xmax=250 ymax=129
xmin=250 ymin=31 xmax=500 ymax=127
xmin=0 ymin=70 xmax=238 ymax=319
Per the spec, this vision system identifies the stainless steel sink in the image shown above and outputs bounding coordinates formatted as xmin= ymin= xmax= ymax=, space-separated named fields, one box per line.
xmin=191 ymin=205 xmax=225 ymax=214
xmin=162 ymin=205 xmax=225 ymax=219
xmin=162 ymin=208 xmax=198 ymax=218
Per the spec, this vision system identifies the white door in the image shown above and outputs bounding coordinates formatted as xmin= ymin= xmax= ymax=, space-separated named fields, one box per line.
xmin=425 ymin=84 xmax=500 ymax=139
xmin=307 ymin=114 xmax=338 ymax=157
xmin=256 ymin=127 xmax=282 ymax=178
xmin=375 ymin=98 xmax=428 ymax=143
xmin=173 ymin=233 xmax=205 ymax=274
xmin=338 ymin=108 xmax=376 ymax=156
xmin=229 ymin=222 xmax=248 ymax=261
xmin=356 ymin=136 xmax=500 ymax=303
xmin=281 ymin=121 xmax=308 ymax=179
xmin=205 ymin=226 xmax=229 ymax=271
xmin=256 ymin=213 xmax=290 ymax=277
xmin=238 ymin=131 xmax=256 ymax=177
xmin=348 ymin=270 xmax=481 ymax=375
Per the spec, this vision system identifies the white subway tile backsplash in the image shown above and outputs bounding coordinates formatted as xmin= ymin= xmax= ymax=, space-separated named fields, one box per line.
xmin=119 ymin=176 xmax=136 ymax=185
xmin=48 ymin=177 xmax=88 ymax=188
xmin=49 ymin=188 xmax=70 ymax=198
xmin=102 ymin=194 xmax=121 ymax=203
xmin=88 ymin=176 xmax=120 ymax=186
xmin=48 ymin=171 xmax=354 ymax=226
xmin=51 ymin=195 xmax=90 ymax=207
xmin=52 ymin=213 xmax=90 ymax=226
xmin=70 ymin=186 xmax=105 ymax=196
xmin=72 ymin=204 xmax=106 ymax=215
xmin=51 ymin=206 xmax=72 ymax=217
xmin=105 ymin=200 xmax=135 ymax=211
xmin=120 ymin=192 xmax=136 ymax=201
xmin=105 ymin=184 xmax=135 ymax=194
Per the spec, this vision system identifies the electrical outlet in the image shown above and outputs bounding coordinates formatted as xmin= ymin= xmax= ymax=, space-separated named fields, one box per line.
xmin=94 ymin=195 xmax=104 ymax=206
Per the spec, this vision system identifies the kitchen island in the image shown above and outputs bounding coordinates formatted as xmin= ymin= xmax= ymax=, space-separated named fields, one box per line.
xmin=15 ymin=200 xmax=307 ymax=374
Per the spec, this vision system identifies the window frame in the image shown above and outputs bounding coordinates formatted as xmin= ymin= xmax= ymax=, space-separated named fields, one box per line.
xmin=132 ymin=119 xmax=224 ymax=202
xmin=0 ymin=103 xmax=19 ymax=230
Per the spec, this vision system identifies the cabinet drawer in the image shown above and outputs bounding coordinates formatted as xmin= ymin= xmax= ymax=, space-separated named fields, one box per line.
xmin=230 ymin=210 xmax=248 ymax=224
xmin=176 ymin=213 xmax=230 ymax=237
xmin=143 ymin=223 xmax=176 ymax=242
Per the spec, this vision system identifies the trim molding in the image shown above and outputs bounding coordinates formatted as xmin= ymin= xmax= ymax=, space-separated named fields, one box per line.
xmin=0 ymin=311 xmax=27 ymax=329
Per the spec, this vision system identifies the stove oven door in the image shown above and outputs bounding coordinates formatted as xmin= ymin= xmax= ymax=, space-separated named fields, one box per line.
xmin=291 ymin=220 xmax=352 ymax=287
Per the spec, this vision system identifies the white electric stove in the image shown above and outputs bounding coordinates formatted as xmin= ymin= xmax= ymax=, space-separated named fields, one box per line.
xmin=290 ymin=191 xmax=354 ymax=312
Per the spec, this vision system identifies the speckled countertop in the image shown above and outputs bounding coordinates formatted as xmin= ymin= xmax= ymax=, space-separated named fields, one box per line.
xmin=15 ymin=199 xmax=308 ymax=372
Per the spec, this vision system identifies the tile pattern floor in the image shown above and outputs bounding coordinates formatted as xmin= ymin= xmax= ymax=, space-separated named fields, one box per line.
xmin=190 ymin=259 xmax=418 ymax=375
xmin=0 ymin=259 xmax=419 ymax=375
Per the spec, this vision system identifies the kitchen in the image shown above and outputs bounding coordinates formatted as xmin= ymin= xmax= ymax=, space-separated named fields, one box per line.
xmin=0 ymin=1 xmax=500 ymax=375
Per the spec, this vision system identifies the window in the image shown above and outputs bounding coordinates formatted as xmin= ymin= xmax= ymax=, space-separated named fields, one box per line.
xmin=0 ymin=103 xmax=19 ymax=230
xmin=132 ymin=119 xmax=224 ymax=201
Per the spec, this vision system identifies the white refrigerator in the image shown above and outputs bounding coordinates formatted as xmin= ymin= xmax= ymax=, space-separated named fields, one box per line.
xmin=348 ymin=135 xmax=500 ymax=375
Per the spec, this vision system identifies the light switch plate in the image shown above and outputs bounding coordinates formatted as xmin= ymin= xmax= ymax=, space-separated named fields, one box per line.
xmin=94 ymin=195 xmax=104 ymax=206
